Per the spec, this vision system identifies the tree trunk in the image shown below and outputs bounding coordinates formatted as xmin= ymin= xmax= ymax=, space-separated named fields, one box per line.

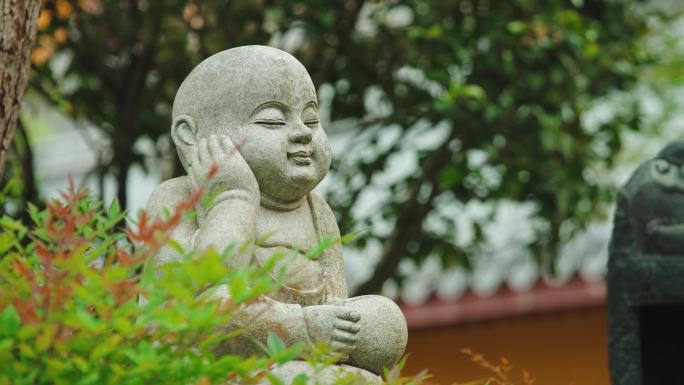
xmin=0 ymin=0 xmax=40 ymax=179
xmin=115 ymin=157 xmax=129 ymax=210
xmin=354 ymin=132 xmax=458 ymax=296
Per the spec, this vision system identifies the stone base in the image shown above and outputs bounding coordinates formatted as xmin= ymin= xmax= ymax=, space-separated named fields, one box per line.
xmin=263 ymin=361 xmax=382 ymax=384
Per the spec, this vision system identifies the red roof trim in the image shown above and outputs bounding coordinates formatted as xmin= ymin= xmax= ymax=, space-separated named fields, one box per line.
xmin=399 ymin=277 xmax=606 ymax=330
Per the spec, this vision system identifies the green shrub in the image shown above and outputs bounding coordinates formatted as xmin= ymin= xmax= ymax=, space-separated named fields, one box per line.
xmin=0 ymin=180 xmax=428 ymax=385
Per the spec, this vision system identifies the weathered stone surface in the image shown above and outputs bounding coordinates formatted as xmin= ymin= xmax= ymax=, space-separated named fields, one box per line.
xmin=262 ymin=361 xmax=382 ymax=385
xmin=608 ymin=140 xmax=684 ymax=385
xmin=144 ymin=45 xmax=407 ymax=382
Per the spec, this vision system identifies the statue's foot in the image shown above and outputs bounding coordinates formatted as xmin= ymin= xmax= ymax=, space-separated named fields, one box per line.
xmin=343 ymin=295 xmax=408 ymax=375
xmin=264 ymin=361 xmax=382 ymax=385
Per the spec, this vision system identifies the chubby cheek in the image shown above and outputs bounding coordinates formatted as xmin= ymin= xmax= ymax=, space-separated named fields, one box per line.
xmin=235 ymin=128 xmax=284 ymax=156
xmin=313 ymin=131 xmax=332 ymax=172
xmin=240 ymin=136 xmax=290 ymax=181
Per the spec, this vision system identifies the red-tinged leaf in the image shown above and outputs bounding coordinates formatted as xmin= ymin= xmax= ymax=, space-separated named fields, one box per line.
xmin=75 ymin=211 xmax=94 ymax=227
xmin=38 ymin=282 xmax=50 ymax=298
xmin=187 ymin=187 xmax=203 ymax=207
xmin=51 ymin=251 xmax=67 ymax=262
xmin=34 ymin=239 xmax=51 ymax=265
xmin=207 ymin=163 xmax=219 ymax=179
xmin=67 ymin=176 xmax=76 ymax=196
xmin=112 ymin=278 xmax=140 ymax=305
xmin=13 ymin=298 xmax=39 ymax=324
xmin=53 ymin=285 xmax=72 ymax=311
xmin=138 ymin=211 xmax=148 ymax=233
xmin=46 ymin=219 xmax=60 ymax=237
xmin=165 ymin=213 xmax=182 ymax=230
xmin=13 ymin=260 xmax=35 ymax=283
xmin=48 ymin=200 xmax=68 ymax=218
xmin=117 ymin=249 xmax=135 ymax=267
xmin=125 ymin=228 xmax=139 ymax=243
xmin=62 ymin=218 xmax=76 ymax=238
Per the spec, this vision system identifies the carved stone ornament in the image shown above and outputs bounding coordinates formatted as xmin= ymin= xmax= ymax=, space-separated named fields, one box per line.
xmin=144 ymin=46 xmax=408 ymax=384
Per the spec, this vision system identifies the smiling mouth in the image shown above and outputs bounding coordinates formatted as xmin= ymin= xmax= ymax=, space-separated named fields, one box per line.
xmin=287 ymin=150 xmax=313 ymax=165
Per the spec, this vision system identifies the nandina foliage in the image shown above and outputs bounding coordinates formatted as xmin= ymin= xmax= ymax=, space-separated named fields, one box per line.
xmin=0 ymin=178 xmax=296 ymax=385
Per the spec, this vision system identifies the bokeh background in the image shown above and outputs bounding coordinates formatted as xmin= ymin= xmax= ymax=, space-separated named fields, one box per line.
xmin=3 ymin=0 xmax=684 ymax=383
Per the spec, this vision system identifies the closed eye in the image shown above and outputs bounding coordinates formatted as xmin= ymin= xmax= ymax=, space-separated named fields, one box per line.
xmin=304 ymin=120 xmax=319 ymax=127
xmin=255 ymin=120 xmax=286 ymax=127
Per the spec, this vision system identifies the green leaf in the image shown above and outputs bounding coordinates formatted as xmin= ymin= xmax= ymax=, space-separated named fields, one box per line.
xmin=339 ymin=229 xmax=367 ymax=245
xmin=0 ymin=338 xmax=12 ymax=352
xmin=460 ymin=84 xmax=486 ymax=100
xmin=290 ymin=373 xmax=308 ymax=385
xmin=108 ymin=199 xmax=121 ymax=219
xmin=228 ymin=271 xmax=248 ymax=302
xmin=267 ymin=332 xmax=286 ymax=356
xmin=74 ymin=308 xmax=103 ymax=332
xmin=167 ymin=239 xmax=186 ymax=255
xmin=439 ymin=165 xmax=462 ymax=189
xmin=264 ymin=371 xmax=285 ymax=385
xmin=507 ymin=21 xmax=526 ymax=34
xmin=305 ymin=235 xmax=333 ymax=260
xmin=0 ymin=305 xmax=21 ymax=337
xmin=0 ymin=232 xmax=14 ymax=255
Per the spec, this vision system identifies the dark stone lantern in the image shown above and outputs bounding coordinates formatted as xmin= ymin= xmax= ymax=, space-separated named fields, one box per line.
xmin=608 ymin=141 xmax=684 ymax=384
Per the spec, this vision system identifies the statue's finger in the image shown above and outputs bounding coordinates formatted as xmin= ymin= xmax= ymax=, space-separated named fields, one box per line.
xmin=188 ymin=146 xmax=200 ymax=174
xmin=197 ymin=138 xmax=209 ymax=165
xmin=208 ymin=135 xmax=222 ymax=160
xmin=332 ymin=330 xmax=358 ymax=344
xmin=188 ymin=169 xmax=199 ymax=188
xmin=330 ymin=340 xmax=353 ymax=356
xmin=334 ymin=320 xmax=360 ymax=334
xmin=220 ymin=135 xmax=237 ymax=154
xmin=336 ymin=309 xmax=361 ymax=323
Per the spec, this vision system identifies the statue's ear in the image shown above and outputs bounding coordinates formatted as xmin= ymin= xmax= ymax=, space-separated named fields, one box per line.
xmin=171 ymin=115 xmax=198 ymax=146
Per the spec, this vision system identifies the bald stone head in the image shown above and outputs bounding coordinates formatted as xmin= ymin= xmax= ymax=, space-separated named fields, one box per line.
xmin=171 ymin=46 xmax=331 ymax=203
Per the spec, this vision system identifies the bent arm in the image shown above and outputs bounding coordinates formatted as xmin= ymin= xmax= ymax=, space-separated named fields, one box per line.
xmin=144 ymin=177 xmax=258 ymax=270
xmin=144 ymin=177 xmax=197 ymax=267
xmin=212 ymin=290 xmax=312 ymax=357
xmin=193 ymin=189 xmax=258 ymax=269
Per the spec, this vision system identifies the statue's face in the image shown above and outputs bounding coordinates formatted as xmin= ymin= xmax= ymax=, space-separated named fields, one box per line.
xmin=173 ymin=46 xmax=331 ymax=203
xmin=220 ymin=66 xmax=331 ymax=203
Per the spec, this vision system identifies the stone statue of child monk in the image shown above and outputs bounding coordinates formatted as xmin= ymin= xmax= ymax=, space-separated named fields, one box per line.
xmin=144 ymin=45 xmax=407 ymax=383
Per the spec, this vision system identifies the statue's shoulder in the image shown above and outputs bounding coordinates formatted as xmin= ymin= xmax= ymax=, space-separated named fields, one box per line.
xmin=146 ymin=176 xmax=192 ymax=218
xmin=309 ymin=192 xmax=333 ymax=215
xmin=309 ymin=192 xmax=340 ymax=236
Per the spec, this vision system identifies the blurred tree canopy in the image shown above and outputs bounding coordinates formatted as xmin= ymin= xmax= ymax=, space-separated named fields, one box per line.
xmin=9 ymin=0 xmax=660 ymax=294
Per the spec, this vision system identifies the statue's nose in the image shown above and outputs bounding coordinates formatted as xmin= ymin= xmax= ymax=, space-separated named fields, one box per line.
xmin=289 ymin=124 xmax=312 ymax=144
